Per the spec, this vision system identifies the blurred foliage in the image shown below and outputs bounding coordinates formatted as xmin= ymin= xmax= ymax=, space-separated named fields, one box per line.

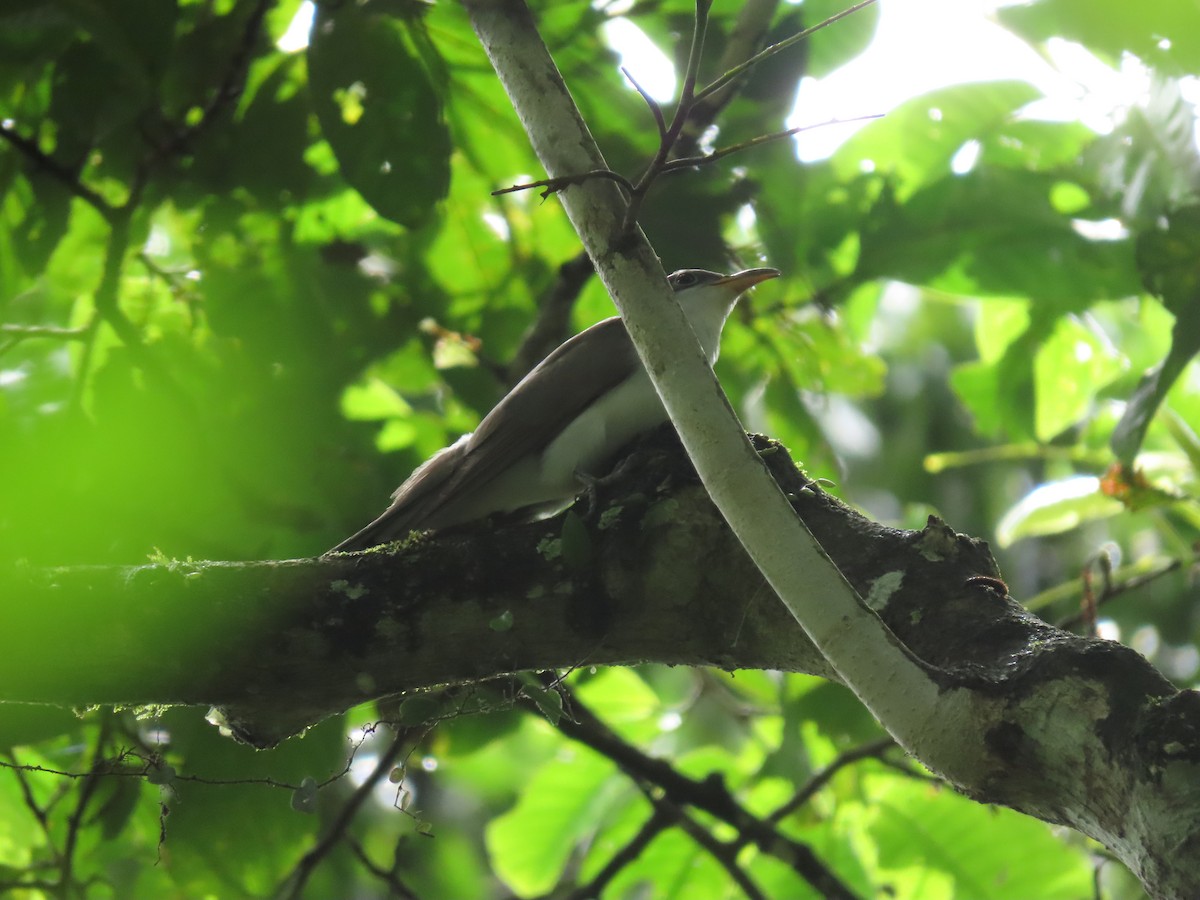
xmin=1 ymin=0 xmax=1198 ymax=896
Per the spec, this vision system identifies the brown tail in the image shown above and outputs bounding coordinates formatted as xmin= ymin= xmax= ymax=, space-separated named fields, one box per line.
xmin=326 ymin=440 xmax=470 ymax=554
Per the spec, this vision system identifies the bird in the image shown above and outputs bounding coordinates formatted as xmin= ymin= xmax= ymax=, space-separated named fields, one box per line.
xmin=330 ymin=267 xmax=780 ymax=552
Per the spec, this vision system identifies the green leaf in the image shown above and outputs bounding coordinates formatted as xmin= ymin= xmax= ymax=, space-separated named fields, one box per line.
xmin=308 ymin=4 xmax=451 ymax=227
xmin=834 ymin=81 xmax=1042 ymax=197
xmin=341 ymin=378 xmax=415 ymax=421
xmin=869 ymin=775 xmax=1092 ymax=898
xmin=803 ymin=0 xmax=880 ymax=79
xmin=1165 ymin=409 xmax=1200 ymax=476
xmin=1137 ymin=205 xmax=1200 ymax=318
xmin=1033 ymin=315 xmax=1127 ymax=441
xmin=159 ymin=710 xmax=344 ymax=895
xmin=486 ymin=746 xmax=619 ymax=895
xmin=999 ymin=0 xmax=1200 ymax=74
xmin=856 ymin=169 xmax=1140 ymax=306
xmin=974 ymin=299 xmax=1032 ymax=364
xmin=58 ymin=0 xmax=176 ymax=89
xmin=90 ymin=774 xmax=142 ymax=839
xmin=995 ymin=476 xmax=1123 ymax=547
xmin=522 ymin=683 xmax=564 ymax=726
xmin=571 ymin=667 xmax=660 ymax=727
xmin=1110 ymin=215 xmax=1200 ymax=461
xmin=602 ymin=826 xmax=729 ymax=900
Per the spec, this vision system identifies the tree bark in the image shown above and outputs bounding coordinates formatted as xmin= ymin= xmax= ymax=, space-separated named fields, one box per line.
xmin=3 ymin=436 xmax=1199 ymax=896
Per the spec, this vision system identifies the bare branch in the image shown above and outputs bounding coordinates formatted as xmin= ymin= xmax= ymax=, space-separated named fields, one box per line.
xmin=660 ymin=115 xmax=884 ymax=174
xmin=346 ymin=837 xmax=421 ymax=900
xmin=492 ymin=167 xmax=636 ymax=199
xmin=643 ymin=788 xmax=768 ymax=900
xmin=278 ymin=728 xmax=409 ymax=900
xmin=0 ymin=322 xmax=92 ymax=358
xmin=622 ymin=66 xmax=668 ymax=140
xmin=61 ymin=713 xmax=114 ymax=894
xmin=695 ymin=0 xmax=879 ymax=104
xmin=144 ymin=0 xmax=272 ymax=166
xmin=544 ymin=679 xmax=860 ymax=899
xmin=621 ymin=0 xmax=716 ymax=231
xmin=0 ymin=122 xmax=114 ymax=220
xmin=679 ymin=0 xmax=780 ymax=152
xmin=560 ymin=805 xmax=672 ymax=900
xmin=768 ymin=736 xmax=895 ymax=823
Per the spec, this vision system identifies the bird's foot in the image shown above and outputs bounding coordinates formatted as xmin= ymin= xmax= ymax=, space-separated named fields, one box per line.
xmin=573 ymin=452 xmax=642 ymax=518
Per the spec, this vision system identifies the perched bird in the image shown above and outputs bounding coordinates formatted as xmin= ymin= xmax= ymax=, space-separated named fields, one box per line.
xmin=330 ymin=267 xmax=779 ymax=552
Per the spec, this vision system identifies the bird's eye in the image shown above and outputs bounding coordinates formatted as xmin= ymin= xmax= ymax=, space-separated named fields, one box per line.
xmin=670 ymin=271 xmax=697 ymax=289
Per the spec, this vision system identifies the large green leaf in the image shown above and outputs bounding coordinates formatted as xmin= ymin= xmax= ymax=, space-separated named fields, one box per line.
xmin=856 ymin=169 xmax=1139 ymax=307
xmin=308 ymin=4 xmax=451 ymax=227
xmin=486 ymin=745 xmax=622 ymax=896
xmin=995 ymin=475 xmax=1123 ymax=546
xmin=834 ymin=81 xmax=1043 ymax=198
xmin=999 ymin=0 xmax=1200 ymax=73
xmin=869 ymin=776 xmax=1092 ymax=898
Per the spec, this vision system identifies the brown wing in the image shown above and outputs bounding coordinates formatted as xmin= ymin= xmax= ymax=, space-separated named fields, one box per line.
xmin=465 ymin=317 xmax=637 ymax=471
xmin=329 ymin=317 xmax=639 ymax=551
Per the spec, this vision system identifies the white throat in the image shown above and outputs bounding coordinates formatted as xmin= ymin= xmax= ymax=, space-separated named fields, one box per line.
xmin=679 ymin=285 xmax=741 ymax=365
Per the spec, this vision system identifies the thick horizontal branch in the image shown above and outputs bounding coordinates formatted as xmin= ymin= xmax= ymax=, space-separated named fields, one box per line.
xmin=3 ymin=434 xmax=1199 ymax=896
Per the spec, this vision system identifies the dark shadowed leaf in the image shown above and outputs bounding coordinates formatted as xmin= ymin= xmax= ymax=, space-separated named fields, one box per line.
xmin=308 ymin=4 xmax=451 ymax=227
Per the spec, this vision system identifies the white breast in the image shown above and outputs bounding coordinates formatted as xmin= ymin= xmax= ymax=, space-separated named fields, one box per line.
xmin=538 ymin=368 xmax=665 ymax=492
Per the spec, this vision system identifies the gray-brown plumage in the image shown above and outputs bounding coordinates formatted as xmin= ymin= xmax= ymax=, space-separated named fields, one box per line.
xmin=330 ymin=267 xmax=778 ymax=552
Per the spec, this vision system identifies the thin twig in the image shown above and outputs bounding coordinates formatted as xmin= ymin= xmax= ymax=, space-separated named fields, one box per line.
xmin=660 ymin=114 xmax=884 ymax=174
xmin=679 ymin=0 xmax=780 ymax=152
xmin=346 ymin=836 xmax=421 ymax=899
xmin=537 ymin=678 xmax=861 ymax=899
xmin=560 ymin=805 xmax=672 ymax=900
xmin=621 ymin=0 xmax=715 ymax=232
xmin=6 ymin=753 xmax=64 ymax=867
xmin=496 ymin=1 xmax=876 ymax=231
xmin=695 ymin=0 xmax=879 ymax=104
xmin=643 ymin=787 xmax=768 ymax=900
xmin=91 ymin=209 xmax=144 ymax=350
xmin=505 ymin=252 xmax=594 ymax=384
xmin=1055 ymin=557 xmax=1181 ymax=631
xmin=0 ymin=322 xmax=91 ymax=358
xmin=146 ymin=0 xmax=273 ymax=166
xmin=0 ymin=122 xmax=115 ymax=220
xmin=278 ymin=729 xmax=408 ymax=900
xmin=0 ymin=324 xmax=91 ymax=340
xmin=622 ymin=66 xmax=668 ymax=140
xmin=60 ymin=713 xmax=114 ymax=893
xmin=492 ymin=167 xmax=636 ymax=199
xmin=767 ymin=736 xmax=895 ymax=823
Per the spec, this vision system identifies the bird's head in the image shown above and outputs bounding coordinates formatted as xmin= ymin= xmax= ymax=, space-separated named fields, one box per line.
xmin=667 ymin=267 xmax=780 ymax=361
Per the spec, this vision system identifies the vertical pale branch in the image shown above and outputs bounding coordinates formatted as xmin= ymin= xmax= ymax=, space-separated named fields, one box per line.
xmin=461 ymin=0 xmax=980 ymax=784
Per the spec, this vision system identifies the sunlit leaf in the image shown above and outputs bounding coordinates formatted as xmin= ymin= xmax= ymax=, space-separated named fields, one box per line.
xmin=869 ymin=775 xmax=1092 ymax=898
xmin=486 ymin=746 xmax=619 ymax=895
xmin=834 ymin=81 xmax=1042 ymax=197
xmin=999 ymin=0 xmax=1200 ymax=73
xmin=1033 ymin=315 xmax=1127 ymax=441
xmin=995 ymin=476 xmax=1123 ymax=546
